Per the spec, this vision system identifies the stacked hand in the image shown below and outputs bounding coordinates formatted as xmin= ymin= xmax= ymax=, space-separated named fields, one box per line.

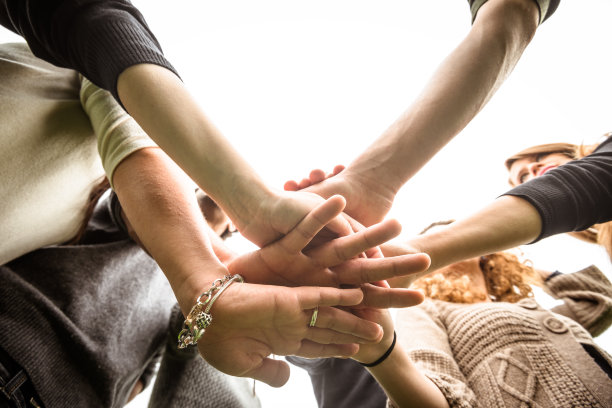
xmin=228 ymin=195 xmax=429 ymax=308
xmin=199 ymin=283 xmax=382 ymax=387
xmin=283 ymin=165 xmax=397 ymax=227
xmin=192 ymin=195 xmax=427 ymax=386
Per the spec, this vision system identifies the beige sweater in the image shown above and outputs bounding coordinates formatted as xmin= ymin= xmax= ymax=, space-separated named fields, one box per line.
xmin=394 ymin=266 xmax=612 ymax=408
xmin=0 ymin=42 xmax=156 ymax=265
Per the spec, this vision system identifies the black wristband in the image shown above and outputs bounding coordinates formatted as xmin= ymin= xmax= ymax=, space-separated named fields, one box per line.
xmin=360 ymin=331 xmax=397 ymax=368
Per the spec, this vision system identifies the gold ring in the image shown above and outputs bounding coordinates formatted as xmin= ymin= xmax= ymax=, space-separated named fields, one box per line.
xmin=309 ymin=306 xmax=319 ymax=327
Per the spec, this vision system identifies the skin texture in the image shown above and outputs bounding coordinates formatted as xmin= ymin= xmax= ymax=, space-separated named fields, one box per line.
xmin=285 ymin=0 xmax=540 ymax=227
xmin=384 ymin=195 xmax=542 ymax=288
xmin=112 ymin=147 xmax=431 ymax=386
xmin=116 ymin=63 xmax=354 ymax=250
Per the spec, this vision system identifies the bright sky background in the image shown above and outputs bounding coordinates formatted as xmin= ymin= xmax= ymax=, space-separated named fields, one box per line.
xmin=2 ymin=1 xmax=610 ymax=407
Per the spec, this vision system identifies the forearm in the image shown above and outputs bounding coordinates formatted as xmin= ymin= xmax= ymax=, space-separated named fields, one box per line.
xmin=345 ymin=0 xmax=539 ymax=192
xmin=112 ymin=147 xmax=227 ymax=313
xmin=367 ymin=346 xmax=449 ymax=408
xmin=387 ymin=195 xmax=541 ymax=287
xmin=116 ymin=64 xmax=272 ymax=233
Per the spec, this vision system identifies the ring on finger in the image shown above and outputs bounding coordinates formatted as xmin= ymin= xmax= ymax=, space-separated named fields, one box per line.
xmin=309 ymin=306 xmax=319 ymax=327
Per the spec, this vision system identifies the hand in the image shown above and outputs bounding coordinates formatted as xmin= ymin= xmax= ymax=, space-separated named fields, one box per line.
xmin=198 ymin=283 xmax=383 ymax=387
xmin=283 ymin=166 xmax=396 ymax=227
xmin=350 ymin=307 xmax=397 ymax=366
xmin=228 ymin=195 xmax=430 ymax=308
xmin=238 ymin=189 xmax=355 ymax=248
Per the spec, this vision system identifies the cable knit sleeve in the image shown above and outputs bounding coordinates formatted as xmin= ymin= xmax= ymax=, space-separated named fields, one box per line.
xmin=0 ymin=0 xmax=179 ymax=102
xmin=503 ymin=137 xmax=612 ymax=243
xmin=545 ymin=265 xmax=612 ymax=337
xmin=393 ymin=301 xmax=477 ymax=408
xmin=79 ymin=76 xmax=158 ymax=188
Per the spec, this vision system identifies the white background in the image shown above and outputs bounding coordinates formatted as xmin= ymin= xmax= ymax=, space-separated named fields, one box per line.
xmin=2 ymin=1 xmax=610 ymax=406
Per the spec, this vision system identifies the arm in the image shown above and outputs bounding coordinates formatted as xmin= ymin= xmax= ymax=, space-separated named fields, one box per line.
xmin=545 ymin=266 xmax=612 ymax=337
xmin=82 ymin=80 xmax=388 ymax=386
xmin=386 ymin=143 xmax=612 ymax=289
xmin=385 ymin=195 xmax=542 ymax=287
xmin=285 ymin=0 xmax=541 ymax=226
xmin=504 ymin=136 xmax=612 ymax=242
xmin=350 ymin=308 xmax=450 ymax=408
xmin=1 ymin=1 xmax=351 ymax=247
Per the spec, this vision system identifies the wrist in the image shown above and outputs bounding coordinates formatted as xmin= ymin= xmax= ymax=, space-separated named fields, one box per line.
xmin=173 ymin=261 xmax=230 ymax=316
xmin=358 ymin=331 xmax=397 ymax=367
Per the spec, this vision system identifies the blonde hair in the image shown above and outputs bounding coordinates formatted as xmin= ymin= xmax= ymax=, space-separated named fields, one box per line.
xmin=504 ymin=134 xmax=612 ymax=260
xmin=412 ymin=252 xmax=541 ymax=304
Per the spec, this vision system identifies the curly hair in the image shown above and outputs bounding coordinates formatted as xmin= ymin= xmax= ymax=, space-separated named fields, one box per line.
xmin=412 ymin=252 xmax=541 ymax=304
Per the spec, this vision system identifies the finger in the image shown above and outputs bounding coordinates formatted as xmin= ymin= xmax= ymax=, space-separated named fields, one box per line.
xmin=294 ymin=339 xmax=359 ymax=358
xmin=331 ymin=165 xmax=345 ymax=176
xmin=306 ymin=305 xmax=382 ymax=342
xmin=309 ymin=169 xmax=326 ymax=184
xmin=361 ymin=284 xmax=425 ymax=308
xmin=304 ymin=326 xmax=375 ymax=345
xmin=280 ymin=195 xmax=346 ymax=254
xmin=331 ymin=253 xmax=431 ymax=285
xmin=297 ymin=286 xmax=363 ymax=310
xmin=364 ymin=245 xmax=384 ymax=259
xmin=322 ymin=213 xmax=354 ymax=240
xmin=298 ymin=178 xmax=312 ymax=190
xmin=284 ymin=180 xmax=299 ymax=191
xmin=245 ymin=357 xmax=291 ymax=388
xmin=308 ymin=219 xmax=403 ymax=266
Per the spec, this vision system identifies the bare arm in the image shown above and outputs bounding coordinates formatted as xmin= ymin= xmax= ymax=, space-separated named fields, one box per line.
xmin=351 ymin=309 xmax=449 ymax=408
xmin=385 ymin=195 xmax=542 ymax=287
xmin=288 ymin=0 xmax=540 ymax=226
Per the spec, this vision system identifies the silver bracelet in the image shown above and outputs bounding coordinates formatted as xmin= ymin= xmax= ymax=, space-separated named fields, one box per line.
xmin=177 ymin=274 xmax=244 ymax=349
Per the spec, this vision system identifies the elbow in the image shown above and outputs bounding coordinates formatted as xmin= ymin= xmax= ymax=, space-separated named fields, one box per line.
xmin=472 ymin=0 xmax=540 ymax=56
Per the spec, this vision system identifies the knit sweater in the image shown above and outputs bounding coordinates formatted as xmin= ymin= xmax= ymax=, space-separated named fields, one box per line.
xmin=0 ymin=192 xmax=262 ymax=408
xmin=393 ymin=266 xmax=612 ymax=408
xmin=0 ymin=0 xmax=178 ymax=101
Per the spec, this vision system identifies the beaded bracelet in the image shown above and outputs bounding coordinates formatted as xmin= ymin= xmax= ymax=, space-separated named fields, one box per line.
xmin=359 ymin=331 xmax=397 ymax=368
xmin=177 ymin=274 xmax=244 ymax=349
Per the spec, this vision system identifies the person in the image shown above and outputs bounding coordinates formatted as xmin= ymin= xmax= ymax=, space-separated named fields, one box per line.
xmin=0 ymin=41 xmax=432 ymax=398
xmin=377 ymin=129 xmax=612 ymax=292
xmin=285 ymin=0 xmax=559 ymax=227
xmin=0 ymin=186 xmax=260 ymax=408
xmin=292 ymin=225 xmax=612 ymax=407
xmin=504 ymin=134 xmax=612 ymax=259
xmin=0 ymin=0 xmax=365 ymax=255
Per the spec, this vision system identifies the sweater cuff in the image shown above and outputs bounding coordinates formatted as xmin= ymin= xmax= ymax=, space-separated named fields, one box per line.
xmin=72 ymin=8 xmax=180 ymax=104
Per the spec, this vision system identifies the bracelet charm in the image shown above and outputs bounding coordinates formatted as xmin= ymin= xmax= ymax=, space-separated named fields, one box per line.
xmin=178 ymin=274 xmax=243 ymax=349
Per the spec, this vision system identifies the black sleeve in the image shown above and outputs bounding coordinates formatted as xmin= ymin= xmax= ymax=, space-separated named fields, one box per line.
xmin=0 ymin=0 xmax=179 ymax=102
xmin=503 ymin=136 xmax=612 ymax=242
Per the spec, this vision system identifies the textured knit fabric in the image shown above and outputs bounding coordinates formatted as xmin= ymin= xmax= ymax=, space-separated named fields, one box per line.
xmin=468 ymin=0 xmax=560 ymax=24
xmin=0 ymin=42 xmax=157 ymax=265
xmin=393 ymin=265 xmax=612 ymax=408
xmin=0 ymin=194 xmax=262 ymax=408
xmin=0 ymin=194 xmax=176 ymax=408
xmin=504 ymin=136 xmax=612 ymax=243
xmin=292 ymin=267 xmax=612 ymax=408
xmin=0 ymin=0 xmax=178 ymax=101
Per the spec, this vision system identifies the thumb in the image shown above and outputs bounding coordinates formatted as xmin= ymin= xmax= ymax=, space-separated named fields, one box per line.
xmin=246 ymin=357 xmax=291 ymax=388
